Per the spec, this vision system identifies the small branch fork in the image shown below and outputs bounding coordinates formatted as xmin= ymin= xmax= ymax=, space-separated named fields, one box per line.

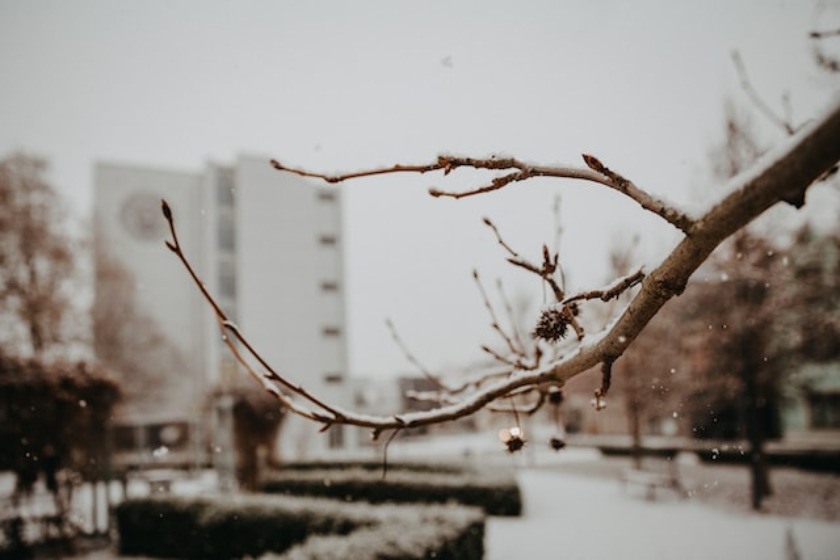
xmin=164 ymin=99 xmax=840 ymax=440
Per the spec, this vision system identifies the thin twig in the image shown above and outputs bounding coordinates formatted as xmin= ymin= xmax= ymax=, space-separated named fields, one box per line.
xmin=274 ymin=155 xmax=695 ymax=232
xmin=473 ymin=270 xmax=523 ymax=357
xmin=385 ymin=318 xmax=450 ymax=393
xmin=163 ymin=200 xmax=345 ymax=424
xmin=810 ymin=28 xmax=840 ymax=39
xmin=482 ymin=217 xmax=519 ymax=258
xmin=496 ymin=278 xmax=528 ymax=355
xmin=731 ymin=50 xmax=797 ymax=135
xmin=563 ymin=269 xmax=646 ymax=305
xmin=381 ymin=427 xmax=402 ymax=479
xmin=488 ymin=389 xmax=547 ymax=415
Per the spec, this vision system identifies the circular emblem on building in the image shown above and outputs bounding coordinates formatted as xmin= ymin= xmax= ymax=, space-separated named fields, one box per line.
xmin=120 ymin=191 xmax=166 ymax=241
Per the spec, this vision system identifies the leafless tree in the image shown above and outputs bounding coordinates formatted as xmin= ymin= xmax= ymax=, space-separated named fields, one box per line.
xmin=162 ymin=96 xmax=840 ymax=447
xmin=92 ymin=235 xmax=187 ymax=416
xmin=0 ymin=153 xmax=76 ymax=358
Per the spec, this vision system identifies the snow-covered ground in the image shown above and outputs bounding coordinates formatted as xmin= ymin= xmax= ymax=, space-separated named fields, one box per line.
xmin=390 ymin=431 xmax=840 ymax=560
xmin=487 ymin=469 xmax=839 ymax=560
xmin=11 ymin=430 xmax=839 ymax=559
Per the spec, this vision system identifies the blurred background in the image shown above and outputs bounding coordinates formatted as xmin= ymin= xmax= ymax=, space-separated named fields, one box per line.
xmin=0 ymin=1 xmax=838 ymax=557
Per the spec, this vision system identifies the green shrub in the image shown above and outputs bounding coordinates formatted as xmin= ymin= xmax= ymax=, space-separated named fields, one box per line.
xmin=261 ymin=464 xmax=522 ymax=516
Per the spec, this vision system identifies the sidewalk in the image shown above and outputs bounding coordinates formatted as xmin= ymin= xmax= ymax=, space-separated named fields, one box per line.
xmin=486 ymin=468 xmax=840 ymax=560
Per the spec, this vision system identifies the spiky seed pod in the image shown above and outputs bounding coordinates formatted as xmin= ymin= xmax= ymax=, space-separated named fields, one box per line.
xmin=506 ymin=434 xmax=526 ymax=453
xmin=549 ymin=437 xmax=566 ymax=451
xmin=532 ymin=307 xmax=571 ymax=342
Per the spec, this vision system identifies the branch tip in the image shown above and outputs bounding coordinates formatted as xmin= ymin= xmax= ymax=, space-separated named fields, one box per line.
xmin=160 ymin=199 xmax=172 ymax=221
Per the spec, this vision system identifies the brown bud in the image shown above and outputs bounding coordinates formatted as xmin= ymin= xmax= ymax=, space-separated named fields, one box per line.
xmin=161 ymin=199 xmax=172 ymax=221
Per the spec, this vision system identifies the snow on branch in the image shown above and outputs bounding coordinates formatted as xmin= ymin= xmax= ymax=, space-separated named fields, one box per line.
xmin=271 ymin=154 xmax=695 ymax=233
xmin=165 ymin=97 xmax=840 ymax=442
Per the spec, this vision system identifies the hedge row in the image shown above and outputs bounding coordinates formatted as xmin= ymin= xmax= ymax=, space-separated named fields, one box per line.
xmin=263 ymin=507 xmax=484 ymax=560
xmin=261 ymin=462 xmax=522 ymax=517
xmin=116 ymin=493 xmax=484 ymax=560
xmin=116 ymin=494 xmax=364 ymax=559
xmin=276 ymin=460 xmax=466 ymax=474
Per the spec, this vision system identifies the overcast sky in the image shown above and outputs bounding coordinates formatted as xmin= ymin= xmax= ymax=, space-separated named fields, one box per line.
xmin=1 ymin=0 xmax=838 ymax=377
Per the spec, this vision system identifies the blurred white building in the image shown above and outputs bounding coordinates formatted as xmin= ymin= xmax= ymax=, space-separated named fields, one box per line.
xmin=94 ymin=155 xmax=350 ymax=461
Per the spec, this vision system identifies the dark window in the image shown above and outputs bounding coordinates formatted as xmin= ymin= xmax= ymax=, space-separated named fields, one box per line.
xmin=317 ymin=190 xmax=337 ymax=202
xmin=217 ymin=171 xmax=235 ymax=206
xmin=322 ymin=326 xmax=341 ymax=337
xmin=328 ymin=424 xmax=344 ymax=449
xmin=323 ymin=373 xmax=343 ymax=384
xmin=219 ymin=219 xmax=235 ymax=251
xmin=810 ymin=393 xmax=840 ymax=429
xmin=320 ymin=281 xmax=339 ymax=292
xmin=219 ymin=266 xmax=236 ymax=299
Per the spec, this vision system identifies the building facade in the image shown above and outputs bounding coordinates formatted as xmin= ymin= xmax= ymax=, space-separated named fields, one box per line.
xmin=94 ymin=155 xmax=350 ymax=461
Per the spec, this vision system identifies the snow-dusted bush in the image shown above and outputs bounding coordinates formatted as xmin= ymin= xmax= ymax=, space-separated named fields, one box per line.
xmin=264 ymin=506 xmax=484 ymax=560
xmin=116 ymin=493 xmax=484 ymax=559
xmin=261 ymin=463 xmax=521 ymax=516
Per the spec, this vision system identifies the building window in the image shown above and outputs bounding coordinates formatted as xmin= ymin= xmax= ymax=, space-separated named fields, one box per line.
xmin=217 ymin=171 xmax=235 ymax=206
xmin=317 ymin=190 xmax=337 ymax=202
xmin=328 ymin=424 xmax=344 ymax=449
xmin=219 ymin=264 xmax=236 ymax=299
xmin=218 ymin=219 xmax=235 ymax=251
xmin=322 ymin=326 xmax=341 ymax=337
xmin=323 ymin=373 xmax=343 ymax=384
xmin=809 ymin=393 xmax=840 ymax=429
xmin=319 ymin=234 xmax=338 ymax=246
xmin=320 ymin=281 xmax=339 ymax=292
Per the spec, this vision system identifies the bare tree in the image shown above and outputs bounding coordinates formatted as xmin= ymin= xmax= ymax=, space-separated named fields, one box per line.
xmin=92 ymin=235 xmax=187 ymax=416
xmin=0 ymin=153 xmax=75 ymax=358
xmin=161 ymin=97 xmax=840 ymax=447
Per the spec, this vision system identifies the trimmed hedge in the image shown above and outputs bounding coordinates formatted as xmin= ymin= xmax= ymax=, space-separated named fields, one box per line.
xmin=277 ymin=460 xmax=466 ymax=475
xmin=261 ymin=462 xmax=522 ymax=517
xmin=116 ymin=494 xmax=366 ymax=559
xmin=263 ymin=507 xmax=484 ymax=560
xmin=116 ymin=493 xmax=484 ymax=560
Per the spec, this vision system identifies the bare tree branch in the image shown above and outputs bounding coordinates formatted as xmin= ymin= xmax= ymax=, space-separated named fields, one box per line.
xmin=273 ymin=155 xmax=695 ymax=233
xmin=562 ymin=268 xmax=645 ymax=305
xmin=385 ymin=318 xmax=451 ymax=393
xmin=166 ymin=97 xmax=840 ymax=436
xmin=810 ymin=28 xmax=840 ymax=39
xmin=473 ymin=269 xmax=525 ymax=359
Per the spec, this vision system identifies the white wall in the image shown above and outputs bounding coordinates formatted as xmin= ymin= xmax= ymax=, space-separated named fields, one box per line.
xmin=94 ymin=161 xmax=207 ymax=417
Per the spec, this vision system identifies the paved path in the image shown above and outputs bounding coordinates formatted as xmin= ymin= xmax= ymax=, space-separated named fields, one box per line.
xmin=486 ymin=469 xmax=840 ymax=560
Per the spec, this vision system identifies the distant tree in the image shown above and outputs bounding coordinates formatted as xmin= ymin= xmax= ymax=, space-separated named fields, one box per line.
xmin=0 ymin=154 xmax=76 ymax=357
xmin=0 ymin=352 xmax=119 ymax=532
xmin=92 ymin=236 xmax=186 ymax=416
xmin=769 ymin=224 xmax=840 ymax=368
xmin=227 ymin=386 xmax=286 ymax=491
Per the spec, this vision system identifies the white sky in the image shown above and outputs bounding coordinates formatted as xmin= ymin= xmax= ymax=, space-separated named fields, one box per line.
xmin=1 ymin=0 xmax=838 ymax=377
